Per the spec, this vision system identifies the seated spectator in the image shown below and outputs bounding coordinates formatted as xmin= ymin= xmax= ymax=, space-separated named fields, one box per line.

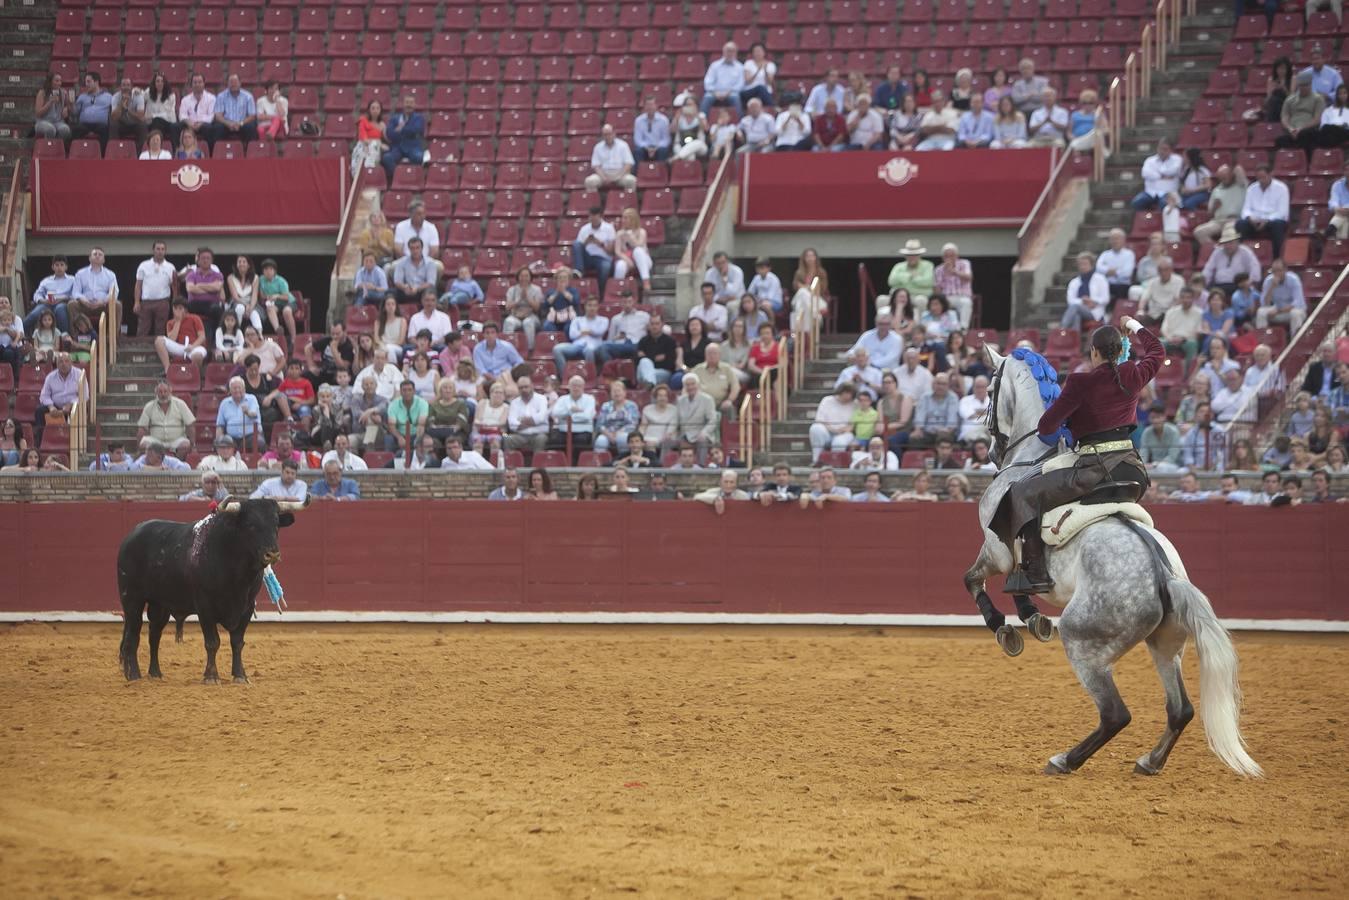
xmin=893 ymin=470 xmax=940 ymax=502
xmin=949 ymin=68 xmax=974 ymax=111
xmin=553 ymin=297 xmax=609 ymax=377
xmin=259 ymin=431 xmax=307 ymax=471
xmin=504 ymin=376 xmax=549 ymax=453
xmin=632 ymin=96 xmax=671 ymax=162
xmin=1203 ymin=227 xmax=1262 ymax=297
xmin=354 ymin=345 xmax=404 ymax=402
xmin=883 ymin=240 xmax=934 ymax=319
xmin=1194 ymin=166 xmax=1249 ymax=244
xmin=889 ymin=96 xmax=924 ymax=151
xmin=439 ymin=264 xmax=483 ymax=311
xmin=989 ymin=95 xmax=1028 ymax=149
xmin=670 ymin=98 xmax=709 ymax=161
xmin=1275 ymin=71 xmax=1326 ymax=154
xmin=175 ymin=127 xmax=205 ymax=160
xmin=737 ymin=97 xmax=776 ymax=153
xmin=1067 ymin=90 xmax=1104 ymax=153
xmin=352 ymin=251 xmax=389 ymax=307
xmin=702 ymin=42 xmax=746 ymax=117
xmin=1243 ymin=343 xmax=1285 ymax=396
xmin=385 ymin=379 xmax=429 ymax=453
xmin=34 ymin=72 xmax=72 ymax=142
xmin=1302 ymin=342 xmax=1342 ymax=399
xmin=835 ymin=347 xmax=884 ymax=400
xmin=593 ymin=381 xmax=640 ymax=455
xmin=198 ymin=434 xmax=248 ymax=472
xmin=805 ymin=69 xmax=847 ymax=117
xmin=754 ymin=462 xmax=799 ymax=504
xmin=615 ymin=431 xmax=655 ymax=468
xmin=1235 ymin=165 xmax=1290 ymax=257
xmin=486 ymin=467 xmax=525 ymax=500
xmin=1287 ymin=390 xmax=1315 ymax=438
xmin=72 ymin=72 xmax=113 ymax=148
xmin=1139 ymin=402 xmax=1183 ymax=471
xmin=256 ymin=80 xmax=288 ymax=142
xmin=1178 ymin=148 xmax=1212 ymax=211
xmin=550 ymin=375 xmax=596 ymax=454
xmin=541 ymin=268 xmax=580 ymax=335
xmin=471 ymin=322 xmax=523 ymax=390
xmin=1167 ymin=471 xmax=1218 ymax=503
xmin=1199 ymin=291 xmax=1236 ymax=353
xmin=892 ymin=372 xmax=960 ymax=453
xmin=873 ymin=65 xmax=907 ymax=113
xmin=774 ymin=98 xmax=812 ymax=152
xmin=423 ymin=379 xmax=470 ymax=445
xmin=1138 ymin=256 xmax=1182 ymax=323
xmin=963 ymin=437 xmax=996 ymax=472
xmin=278 ymin=359 xmax=316 ymax=427
xmin=351 ymin=100 xmax=385 ymax=175
xmin=110 ymin=77 xmax=148 ymax=152
xmin=143 ymin=72 xmax=177 ymax=146
xmin=851 ymin=434 xmax=899 ymax=471
xmin=1161 ymin=288 xmax=1204 ymax=363
xmin=1211 ymin=368 xmax=1252 ymax=424
xmin=1027 ymin=87 xmax=1069 ymax=148
xmin=311 ymin=459 xmax=360 ymax=501
xmin=958 ymin=375 xmax=992 ymax=443
xmin=215 ymin=376 xmax=262 ymax=447
xmin=709 ymin=107 xmax=739 ymax=158
xmin=667 ymin=442 xmax=702 ymax=470
xmin=800 ymin=466 xmax=852 ymax=507
xmin=846 ymin=96 xmax=887 ymax=150
xmin=68 ymin=247 xmax=120 ymax=331
xmin=741 ymin=42 xmax=776 ymax=107
xmin=1328 ymin=158 xmax=1349 ymax=238
xmin=180 ymin=246 xmax=225 ymax=336
xmin=943 ymin=473 xmax=972 ymax=501
xmin=152 ymin=298 xmax=208 ymax=373
xmin=27 ymin=255 xmax=74 ymax=334
xmin=1010 ymin=58 xmax=1048 ymax=115
xmin=809 ymin=383 xmax=857 ymax=463
xmin=348 ymin=374 xmax=388 ymax=451
xmin=687 ymin=284 xmax=729 ymax=345
xmin=1229 ymin=272 xmax=1261 ymax=326
xmin=131 ymin=440 xmax=190 ymax=471
xmin=235 ymin=325 xmax=286 ymax=378
xmin=1322 ymin=86 xmax=1349 ymax=151
xmin=177 ymin=73 xmax=214 ymax=147
xmin=381 ymin=94 xmax=425 ymax=180
xmin=956 ymin=93 xmax=995 ymax=149
xmin=848 ymin=313 xmax=903 ymax=373
xmin=209 ymin=74 xmax=258 ymax=149
xmin=388 ymin=433 xmax=439 ymax=471
xmin=696 ymin=469 xmax=749 ymax=513
xmin=319 ymin=425 xmax=367 ymax=472
xmin=790 ymin=247 xmax=830 ymax=333
xmin=919 ymin=295 xmax=960 ymax=342
xmin=394 ymin=202 xmax=441 ymax=262
xmin=915 ymin=90 xmax=959 ymax=150
xmin=360 ymin=210 xmax=397 ymax=267
xmin=573 ymin=207 xmax=616 ymax=296
xmin=930 ymin=438 xmax=960 ymax=470
xmin=704 ymin=252 xmax=746 ymax=308
xmin=689 ymin=343 xmax=741 ymax=418
xmin=471 ymin=381 xmax=508 ymax=451
xmin=639 ymin=383 xmax=678 ymax=452
xmin=634 ymin=312 xmax=677 ymax=387
xmin=136 ymin=381 xmax=195 ymax=456
xmin=1061 ymin=252 xmax=1109 ymax=330
xmin=435 ymin=435 xmax=489 ymax=471
xmin=746 ymin=257 xmax=784 ymax=313
xmin=392 ymin=239 xmax=438 ymax=306
xmin=1092 ymin=228 xmax=1136 ymax=302
xmin=584 ymin=124 xmax=637 ymax=192
xmin=613 ymin=208 xmax=654 ymax=292
xmin=257 ymin=258 xmax=297 ymax=349
xmin=1130 ymin=139 xmax=1183 ymax=211
xmin=252 ymin=458 xmax=307 ymax=499
xmin=676 ymin=374 xmax=720 ymax=462
xmin=180 ymin=470 xmax=229 ymax=503
xmin=1256 ymin=260 xmax=1306 ymax=332
xmin=215 ymin=310 xmax=245 ymax=363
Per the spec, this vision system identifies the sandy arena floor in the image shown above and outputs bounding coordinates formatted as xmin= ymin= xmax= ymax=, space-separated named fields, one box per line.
xmin=0 ymin=623 xmax=1345 ymax=899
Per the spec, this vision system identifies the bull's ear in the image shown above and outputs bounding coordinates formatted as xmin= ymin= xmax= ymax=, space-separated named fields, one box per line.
xmin=278 ymin=513 xmax=296 ymax=528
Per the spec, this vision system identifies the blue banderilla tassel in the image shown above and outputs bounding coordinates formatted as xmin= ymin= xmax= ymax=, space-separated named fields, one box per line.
xmin=262 ymin=564 xmax=287 ymax=612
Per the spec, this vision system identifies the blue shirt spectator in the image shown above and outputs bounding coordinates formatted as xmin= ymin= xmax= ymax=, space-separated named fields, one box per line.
xmin=74 ymin=85 xmax=113 ymax=127
xmin=73 ymin=262 xmax=119 ymax=303
xmin=216 ymin=391 xmax=262 ymax=441
xmin=214 ymin=86 xmax=256 ymax=124
xmin=633 ymin=103 xmax=671 ymax=161
xmin=957 ymin=107 xmax=997 ymax=147
xmin=311 ymin=473 xmax=361 ymax=500
xmin=847 ymin=322 xmax=905 ymax=371
xmin=472 ymin=332 xmax=524 ymax=378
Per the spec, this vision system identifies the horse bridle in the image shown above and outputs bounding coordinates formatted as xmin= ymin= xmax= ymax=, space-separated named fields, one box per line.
xmin=987 ymin=360 xmax=1058 ymax=470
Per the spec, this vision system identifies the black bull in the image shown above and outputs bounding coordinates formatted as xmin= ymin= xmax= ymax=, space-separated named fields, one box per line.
xmin=117 ymin=497 xmax=305 ymax=683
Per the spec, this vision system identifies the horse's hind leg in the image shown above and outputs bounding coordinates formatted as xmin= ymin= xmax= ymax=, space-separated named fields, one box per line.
xmin=1134 ymin=619 xmax=1195 ymax=776
xmin=1045 ymin=646 xmax=1132 ymax=775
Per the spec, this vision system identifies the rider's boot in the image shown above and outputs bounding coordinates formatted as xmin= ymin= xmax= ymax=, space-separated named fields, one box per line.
xmin=1003 ymin=524 xmax=1055 ymax=595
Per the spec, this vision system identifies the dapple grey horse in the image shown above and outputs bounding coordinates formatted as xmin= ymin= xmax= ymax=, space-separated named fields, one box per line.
xmin=962 ymin=347 xmax=1262 ymax=777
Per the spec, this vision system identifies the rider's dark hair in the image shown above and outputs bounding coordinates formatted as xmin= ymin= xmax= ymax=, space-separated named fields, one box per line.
xmin=1091 ymin=325 xmax=1126 ymax=392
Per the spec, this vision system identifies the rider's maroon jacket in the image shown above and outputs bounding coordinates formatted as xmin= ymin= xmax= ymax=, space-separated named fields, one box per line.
xmin=1037 ymin=327 xmax=1164 ymax=441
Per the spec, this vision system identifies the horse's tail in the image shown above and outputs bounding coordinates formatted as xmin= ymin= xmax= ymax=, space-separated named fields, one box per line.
xmin=1169 ymin=577 xmax=1264 ymax=778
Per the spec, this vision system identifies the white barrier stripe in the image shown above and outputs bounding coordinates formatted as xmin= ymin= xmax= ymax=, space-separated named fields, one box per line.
xmin=2 ymin=611 xmax=1347 ymax=632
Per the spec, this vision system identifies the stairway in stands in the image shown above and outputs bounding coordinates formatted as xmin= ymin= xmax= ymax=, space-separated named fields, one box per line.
xmin=0 ymin=0 xmax=55 ymax=187
xmin=1041 ymin=5 xmax=1232 ymax=322
xmin=93 ymin=339 xmax=177 ymax=453
xmin=766 ymin=331 xmax=861 ymax=467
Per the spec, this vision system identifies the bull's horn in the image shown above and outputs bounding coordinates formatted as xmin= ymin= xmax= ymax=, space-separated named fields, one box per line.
xmin=274 ymin=496 xmax=311 ymax=512
xmin=217 ymin=496 xmax=243 ymax=514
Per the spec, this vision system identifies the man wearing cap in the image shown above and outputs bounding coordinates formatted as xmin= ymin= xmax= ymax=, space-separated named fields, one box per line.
xmin=882 ymin=240 xmax=934 ymax=321
xmin=746 ymin=257 xmax=783 ymax=313
xmin=1275 ymin=71 xmax=1326 ymax=154
xmin=1234 ymin=164 xmax=1290 ymax=258
xmin=198 ymin=434 xmax=249 ymax=471
xmin=932 ymin=242 xmax=973 ymax=328
xmin=1202 ymin=225 xmax=1262 ymax=297
xmin=1192 ymin=165 xmax=1248 ymax=244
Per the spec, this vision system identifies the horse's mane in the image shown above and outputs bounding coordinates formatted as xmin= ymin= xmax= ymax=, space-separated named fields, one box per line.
xmin=1008 ymin=348 xmax=1062 ymax=413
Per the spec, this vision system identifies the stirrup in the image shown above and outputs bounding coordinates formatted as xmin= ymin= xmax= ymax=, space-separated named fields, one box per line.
xmin=1003 ymin=569 xmax=1055 ymax=595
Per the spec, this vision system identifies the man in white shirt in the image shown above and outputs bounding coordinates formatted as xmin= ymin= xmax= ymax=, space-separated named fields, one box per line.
xmin=251 ymin=459 xmax=308 ymax=500
xmin=504 ymin=376 xmax=550 ymax=452
xmin=848 ymin=313 xmax=903 ymax=371
xmin=552 ymin=297 xmax=610 ymax=377
xmin=1027 ymin=88 xmax=1070 ymax=148
xmin=702 ymin=251 xmax=745 ymax=306
xmin=773 ymin=103 xmax=812 ymax=152
xmin=354 ymin=347 xmax=404 ymax=401
xmin=1139 ymin=256 xmax=1182 ymax=323
xmin=846 ymin=96 xmax=886 ymax=150
xmin=571 ymin=206 xmax=617 ymax=295
xmin=1212 ymin=368 xmax=1254 ymax=424
xmin=177 ymin=73 xmax=215 ymax=142
xmin=583 ymin=123 xmax=636 ymax=192
xmin=916 ymin=90 xmax=960 ymax=150
xmin=407 ymin=290 xmax=453 ymax=349
xmin=597 ymin=294 xmax=651 ymax=367
xmin=440 ymin=436 xmax=493 ymax=470
xmin=1095 ymin=227 xmax=1136 ymax=301
xmin=550 ymin=375 xmax=597 ymax=452
xmin=958 ymin=376 xmax=992 ymax=443
xmin=134 ymin=239 xmax=175 ymax=338
xmin=1235 ymin=164 xmax=1290 ymax=258
xmin=834 ymin=348 xmax=884 ymax=399
xmin=737 ymin=98 xmax=776 ymax=153
xmin=198 ymin=434 xmax=250 ymax=472
xmin=1130 ymin=138 xmax=1183 ymax=210
xmin=632 ymin=96 xmax=671 ymax=162
xmin=1242 ymin=344 xmax=1284 ymax=396
xmin=804 ymin=69 xmax=846 ymax=117
xmin=894 ymin=347 xmax=934 ymax=400
xmin=701 ymin=42 xmax=746 ymax=117
xmin=747 ymin=257 xmax=784 ymax=312
xmin=320 ymin=433 xmax=369 ymax=471
xmin=393 ymin=202 xmax=441 ymax=261
xmin=688 ymin=282 xmax=730 ymax=340
xmin=1061 ymin=251 xmax=1110 ymax=330
xmin=1160 ymin=287 xmax=1204 ymax=362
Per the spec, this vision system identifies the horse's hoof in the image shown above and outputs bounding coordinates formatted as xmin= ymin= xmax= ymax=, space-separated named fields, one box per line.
xmin=148 ymin=673 xmax=163 ymax=681
xmin=1044 ymin=755 xmax=1072 ymax=775
xmin=1027 ymin=613 xmax=1054 ymax=643
xmin=202 ymin=675 xmax=220 ymax=685
xmin=233 ymin=675 xmax=250 ymax=685
xmin=996 ymin=624 xmax=1023 ymax=657
xmin=1133 ymin=760 xmax=1160 ymax=776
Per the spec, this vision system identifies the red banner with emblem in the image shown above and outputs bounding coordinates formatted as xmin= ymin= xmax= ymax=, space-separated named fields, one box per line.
xmin=32 ymin=158 xmax=347 ymax=235
xmin=737 ymin=148 xmax=1056 ymax=230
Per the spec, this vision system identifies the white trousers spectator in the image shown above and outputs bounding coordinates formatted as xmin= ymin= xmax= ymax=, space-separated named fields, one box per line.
xmin=945 ymin=294 xmax=974 ymax=329
xmin=593 ymin=430 xmax=631 ymax=454
xmin=584 ymin=172 xmax=637 ymax=191
xmin=234 ymin=303 xmax=263 ymax=333
xmin=1331 ymin=212 xmax=1349 ymax=236
xmin=1068 ymin=131 xmax=1101 ymax=153
xmin=791 ymin=288 xmax=828 ymax=333
xmin=1255 ymin=305 xmax=1306 ymax=332
xmin=1060 ymin=301 xmax=1105 ymax=331
xmin=503 ymin=314 xmax=540 ymax=351
xmin=916 ymin=135 xmax=956 ymax=151
xmin=140 ymin=434 xmax=191 ymax=453
xmin=809 ymin=423 xmax=854 ymax=462
xmin=672 ymin=140 xmax=708 ymax=161
xmin=614 ymin=246 xmax=653 ymax=281
xmin=1030 ymin=134 xmax=1066 ymax=148
xmin=384 ymin=342 xmax=404 ymax=363
xmin=636 ymin=358 xmax=672 ymax=385
xmin=1193 ymin=216 xmax=1236 ymax=243
xmin=990 ymin=138 xmax=1028 ymax=149
xmin=159 ymin=337 xmax=207 ymax=364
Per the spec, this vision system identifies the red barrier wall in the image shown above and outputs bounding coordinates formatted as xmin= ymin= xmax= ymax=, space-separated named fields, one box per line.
xmin=737 ymin=149 xmax=1055 ymax=230
xmin=1 ymin=502 xmax=1345 ymax=620
xmin=32 ymin=158 xmax=347 ymax=235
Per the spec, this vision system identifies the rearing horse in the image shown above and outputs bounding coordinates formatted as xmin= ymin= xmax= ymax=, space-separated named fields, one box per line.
xmin=962 ymin=346 xmax=1263 ymax=777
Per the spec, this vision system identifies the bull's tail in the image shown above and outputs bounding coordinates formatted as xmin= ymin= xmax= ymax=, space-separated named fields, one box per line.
xmin=1170 ymin=577 xmax=1264 ymax=778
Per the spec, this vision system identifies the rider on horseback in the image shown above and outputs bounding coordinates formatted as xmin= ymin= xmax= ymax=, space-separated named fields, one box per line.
xmin=1003 ymin=316 xmax=1163 ymax=595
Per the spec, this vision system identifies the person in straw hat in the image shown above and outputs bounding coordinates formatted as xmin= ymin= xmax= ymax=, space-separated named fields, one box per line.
xmin=878 ymin=238 xmax=934 ymax=321
xmin=1201 ymin=223 xmax=1263 ymax=299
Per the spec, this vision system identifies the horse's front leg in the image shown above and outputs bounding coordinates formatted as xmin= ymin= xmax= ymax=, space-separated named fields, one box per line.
xmin=964 ymin=535 xmax=1026 ymax=657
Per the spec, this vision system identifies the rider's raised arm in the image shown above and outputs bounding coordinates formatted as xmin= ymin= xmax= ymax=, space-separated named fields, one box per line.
xmin=1120 ymin=322 xmax=1164 ymax=390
